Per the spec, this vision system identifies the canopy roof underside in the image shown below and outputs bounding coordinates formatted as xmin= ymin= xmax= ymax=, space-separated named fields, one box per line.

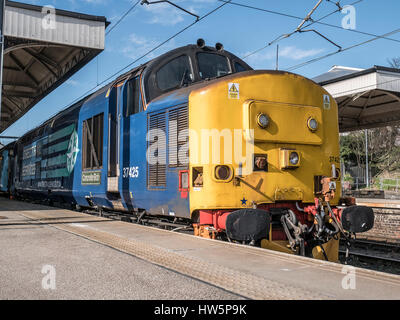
xmin=316 ymin=65 xmax=400 ymax=132
xmin=1 ymin=1 xmax=108 ymax=132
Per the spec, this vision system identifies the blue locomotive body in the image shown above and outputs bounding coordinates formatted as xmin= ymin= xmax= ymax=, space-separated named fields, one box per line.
xmin=1 ymin=43 xmax=249 ymax=219
xmin=7 ymin=79 xmax=192 ymax=218
xmin=0 ymin=149 xmax=10 ymax=193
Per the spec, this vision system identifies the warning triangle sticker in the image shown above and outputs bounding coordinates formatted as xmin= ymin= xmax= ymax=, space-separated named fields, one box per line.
xmin=228 ymin=83 xmax=240 ymax=99
xmin=323 ymin=94 xmax=331 ymax=110
xmin=229 ymin=84 xmax=238 ymax=93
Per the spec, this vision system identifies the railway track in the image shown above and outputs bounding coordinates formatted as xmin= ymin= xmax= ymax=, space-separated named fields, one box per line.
xmin=15 ymin=197 xmax=400 ymax=275
xmin=92 ymin=205 xmax=400 ymax=275
xmin=83 ymin=207 xmax=194 ymax=233
xmin=339 ymin=239 xmax=400 ymax=275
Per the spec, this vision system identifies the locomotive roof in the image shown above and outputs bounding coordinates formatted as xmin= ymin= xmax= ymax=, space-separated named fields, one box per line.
xmin=0 ymin=141 xmax=15 ymax=152
xmin=149 ymin=69 xmax=321 ymax=104
xmin=15 ymin=42 xmax=254 ymax=144
xmin=141 ymin=44 xmax=252 ymax=103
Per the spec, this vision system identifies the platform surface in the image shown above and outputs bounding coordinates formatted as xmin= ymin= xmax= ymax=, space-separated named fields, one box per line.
xmin=356 ymin=198 xmax=400 ymax=209
xmin=1 ymin=197 xmax=400 ymax=300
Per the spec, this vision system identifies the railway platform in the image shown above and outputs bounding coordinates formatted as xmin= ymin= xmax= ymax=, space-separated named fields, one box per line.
xmin=356 ymin=198 xmax=400 ymax=209
xmin=1 ymin=197 xmax=400 ymax=300
xmin=353 ymin=198 xmax=400 ymax=245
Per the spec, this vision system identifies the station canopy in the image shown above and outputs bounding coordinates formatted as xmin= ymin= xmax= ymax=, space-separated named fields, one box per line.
xmin=314 ymin=65 xmax=400 ymax=132
xmin=1 ymin=1 xmax=108 ymax=133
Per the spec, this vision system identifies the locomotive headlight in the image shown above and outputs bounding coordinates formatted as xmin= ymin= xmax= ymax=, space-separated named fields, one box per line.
xmin=307 ymin=117 xmax=318 ymax=132
xmin=215 ymin=165 xmax=232 ymax=181
xmin=257 ymin=113 xmax=270 ymax=129
xmin=289 ymin=152 xmax=300 ymax=165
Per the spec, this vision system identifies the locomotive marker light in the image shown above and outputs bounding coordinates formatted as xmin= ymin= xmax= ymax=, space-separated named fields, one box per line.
xmin=179 ymin=170 xmax=190 ymax=199
xmin=257 ymin=113 xmax=270 ymax=129
xmin=280 ymin=149 xmax=301 ymax=169
xmin=307 ymin=117 xmax=318 ymax=132
xmin=289 ymin=152 xmax=300 ymax=166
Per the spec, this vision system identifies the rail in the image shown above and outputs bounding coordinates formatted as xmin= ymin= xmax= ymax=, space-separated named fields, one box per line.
xmin=339 ymin=239 xmax=400 ymax=275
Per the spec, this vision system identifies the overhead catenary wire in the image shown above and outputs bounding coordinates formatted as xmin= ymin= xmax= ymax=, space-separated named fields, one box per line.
xmin=34 ymin=0 xmax=233 ymax=125
xmin=285 ymin=27 xmax=400 ymax=71
xmin=227 ymin=1 xmax=400 ymax=81
xmin=141 ymin=0 xmax=200 ymax=21
xmin=49 ymin=0 xmax=141 ymax=118
xmin=295 ymin=0 xmax=324 ymax=32
xmin=281 ymin=0 xmax=400 ymax=45
xmin=224 ymin=0 xmax=400 ymax=60
xmin=239 ymin=0 xmax=361 ymax=60
xmin=245 ymin=0 xmax=339 ymax=53
xmin=325 ymin=0 xmax=343 ymax=10
xmin=106 ymin=0 xmax=141 ymax=36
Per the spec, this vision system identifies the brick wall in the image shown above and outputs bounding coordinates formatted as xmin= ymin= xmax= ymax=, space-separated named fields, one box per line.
xmin=360 ymin=209 xmax=400 ymax=242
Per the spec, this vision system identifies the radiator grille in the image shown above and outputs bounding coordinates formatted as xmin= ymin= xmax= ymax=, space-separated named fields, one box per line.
xmin=147 ymin=112 xmax=166 ymax=188
xmin=169 ymin=106 xmax=188 ymax=168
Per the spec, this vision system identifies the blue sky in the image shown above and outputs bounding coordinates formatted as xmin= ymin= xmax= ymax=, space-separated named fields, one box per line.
xmin=2 ymin=0 xmax=400 ymax=142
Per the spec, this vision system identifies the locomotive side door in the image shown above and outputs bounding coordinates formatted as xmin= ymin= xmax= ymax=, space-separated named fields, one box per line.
xmin=119 ymin=75 xmax=143 ymax=211
xmin=107 ymin=82 xmax=124 ymax=194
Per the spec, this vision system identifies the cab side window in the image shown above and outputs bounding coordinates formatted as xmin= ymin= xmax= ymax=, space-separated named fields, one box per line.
xmin=156 ymin=55 xmax=193 ymax=91
xmin=234 ymin=62 xmax=247 ymax=73
xmin=197 ymin=53 xmax=231 ymax=79
xmin=82 ymin=113 xmax=104 ymax=170
xmin=125 ymin=77 xmax=142 ymax=117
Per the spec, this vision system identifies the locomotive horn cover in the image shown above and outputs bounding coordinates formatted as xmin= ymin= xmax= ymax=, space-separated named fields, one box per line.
xmin=226 ymin=209 xmax=270 ymax=241
xmin=341 ymin=206 xmax=374 ymax=233
xmin=197 ymin=38 xmax=205 ymax=48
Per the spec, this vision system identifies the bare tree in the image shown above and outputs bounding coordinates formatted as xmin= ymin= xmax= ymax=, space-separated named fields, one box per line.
xmin=388 ymin=57 xmax=400 ymax=68
xmin=369 ymin=126 xmax=400 ymax=172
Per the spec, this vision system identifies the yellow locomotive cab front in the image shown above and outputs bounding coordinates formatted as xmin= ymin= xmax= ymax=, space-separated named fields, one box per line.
xmin=189 ymin=70 xmax=341 ymax=209
xmin=187 ymin=70 xmax=370 ymax=262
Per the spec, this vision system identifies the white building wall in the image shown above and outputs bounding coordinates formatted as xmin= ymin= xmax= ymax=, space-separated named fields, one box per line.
xmin=323 ymin=73 xmax=377 ymax=98
xmin=4 ymin=5 xmax=105 ymax=50
xmin=377 ymin=70 xmax=400 ymax=92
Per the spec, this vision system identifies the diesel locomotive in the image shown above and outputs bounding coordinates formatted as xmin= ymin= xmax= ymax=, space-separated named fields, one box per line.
xmin=0 ymin=40 xmax=374 ymax=262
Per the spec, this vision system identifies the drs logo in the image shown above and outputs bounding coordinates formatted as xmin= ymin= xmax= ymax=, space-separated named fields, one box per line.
xmin=123 ymin=167 xmax=139 ymax=179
